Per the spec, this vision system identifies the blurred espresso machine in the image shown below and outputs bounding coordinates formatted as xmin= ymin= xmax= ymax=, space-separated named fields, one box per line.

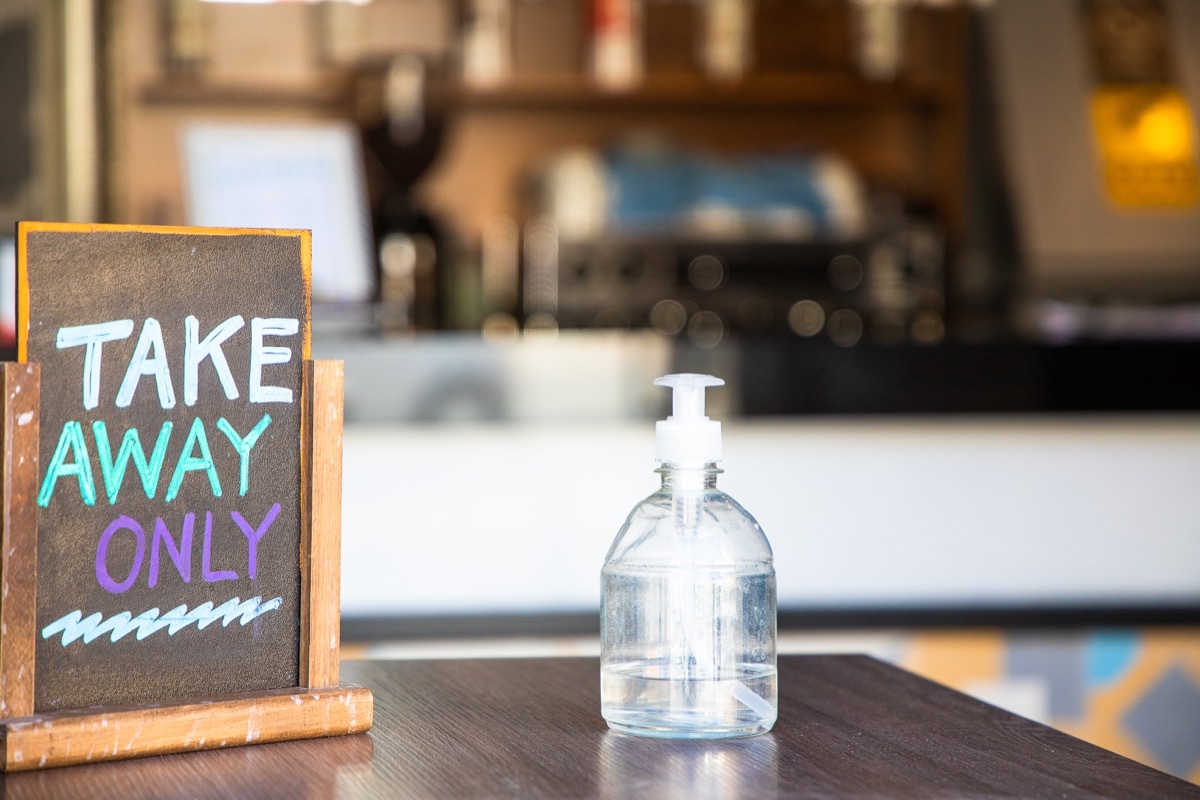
xmin=519 ymin=138 xmax=946 ymax=348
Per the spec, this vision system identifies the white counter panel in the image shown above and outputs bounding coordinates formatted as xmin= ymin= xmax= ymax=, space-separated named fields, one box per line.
xmin=340 ymin=416 xmax=1200 ymax=615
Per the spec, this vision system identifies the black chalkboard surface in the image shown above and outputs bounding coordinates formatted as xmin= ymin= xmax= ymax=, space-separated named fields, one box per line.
xmin=19 ymin=223 xmax=310 ymax=711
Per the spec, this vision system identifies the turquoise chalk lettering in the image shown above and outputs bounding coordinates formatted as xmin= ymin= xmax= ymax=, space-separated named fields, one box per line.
xmin=165 ymin=418 xmax=222 ymax=503
xmin=38 ymin=421 xmax=97 ymax=507
xmin=216 ymin=414 xmax=271 ymax=497
xmin=93 ymin=420 xmax=174 ymax=503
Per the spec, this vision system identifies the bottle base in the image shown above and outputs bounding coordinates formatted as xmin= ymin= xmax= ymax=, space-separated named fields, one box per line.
xmin=601 ymin=663 xmax=778 ymax=740
xmin=604 ymin=719 xmax=775 ymax=740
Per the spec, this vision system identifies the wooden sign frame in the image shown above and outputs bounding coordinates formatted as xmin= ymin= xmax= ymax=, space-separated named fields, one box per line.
xmin=0 ymin=355 xmax=372 ymax=771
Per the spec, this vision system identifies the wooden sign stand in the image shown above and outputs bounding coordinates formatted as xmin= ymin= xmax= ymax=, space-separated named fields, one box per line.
xmin=0 ymin=360 xmax=372 ymax=772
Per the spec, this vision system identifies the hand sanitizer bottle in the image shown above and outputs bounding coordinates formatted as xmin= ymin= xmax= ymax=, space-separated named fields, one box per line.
xmin=601 ymin=374 xmax=777 ymax=738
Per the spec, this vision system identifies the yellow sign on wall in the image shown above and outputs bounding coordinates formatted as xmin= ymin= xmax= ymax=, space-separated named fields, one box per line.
xmin=1084 ymin=0 xmax=1200 ymax=209
xmin=1091 ymin=85 xmax=1200 ymax=208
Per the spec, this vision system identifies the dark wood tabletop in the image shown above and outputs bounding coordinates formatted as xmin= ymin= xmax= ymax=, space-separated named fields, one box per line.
xmin=0 ymin=655 xmax=1196 ymax=799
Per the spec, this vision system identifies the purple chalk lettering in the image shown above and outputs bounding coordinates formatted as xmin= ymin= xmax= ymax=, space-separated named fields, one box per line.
xmin=96 ymin=515 xmax=146 ymax=594
xmin=201 ymin=510 xmax=238 ymax=583
xmin=230 ymin=503 xmax=280 ymax=581
xmin=149 ymin=513 xmax=194 ymax=588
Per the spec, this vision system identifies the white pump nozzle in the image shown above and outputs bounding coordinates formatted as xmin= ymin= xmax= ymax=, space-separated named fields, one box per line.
xmin=654 ymin=373 xmax=724 ymax=463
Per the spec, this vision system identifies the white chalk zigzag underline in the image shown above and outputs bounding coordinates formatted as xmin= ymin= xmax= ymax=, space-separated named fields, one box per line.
xmin=41 ymin=596 xmax=284 ymax=646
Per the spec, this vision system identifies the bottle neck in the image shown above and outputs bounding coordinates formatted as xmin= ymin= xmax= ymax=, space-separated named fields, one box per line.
xmin=657 ymin=461 xmax=721 ymax=490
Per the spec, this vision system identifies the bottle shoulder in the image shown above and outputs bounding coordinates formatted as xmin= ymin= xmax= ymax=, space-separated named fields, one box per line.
xmin=603 ymin=487 xmax=774 ymax=569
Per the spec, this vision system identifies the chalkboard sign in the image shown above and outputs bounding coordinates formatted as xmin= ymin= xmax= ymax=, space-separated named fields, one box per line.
xmin=0 ymin=222 xmax=370 ymax=771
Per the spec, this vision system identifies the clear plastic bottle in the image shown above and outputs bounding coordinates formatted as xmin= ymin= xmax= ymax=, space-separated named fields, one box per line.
xmin=601 ymin=374 xmax=777 ymax=739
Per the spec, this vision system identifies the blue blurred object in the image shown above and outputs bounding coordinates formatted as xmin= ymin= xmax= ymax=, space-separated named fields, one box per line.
xmin=603 ymin=140 xmax=694 ymax=232
xmin=600 ymin=138 xmax=865 ymax=240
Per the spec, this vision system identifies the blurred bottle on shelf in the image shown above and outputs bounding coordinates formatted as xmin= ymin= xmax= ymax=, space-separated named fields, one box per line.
xmin=591 ymin=0 xmax=642 ymax=90
xmin=701 ymin=0 xmax=753 ymax=81
xmin=163 ymin=0 xmax=209 ymax=75
xmin=850 ymin=0 xmax=906 ymax=81
xmin=461 ymin=0 xmax=513 ymax=87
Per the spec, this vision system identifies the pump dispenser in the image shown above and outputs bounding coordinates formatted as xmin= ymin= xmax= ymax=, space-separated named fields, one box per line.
xmin=653 ymin=373 xmax=723 ymax=464
xmin=601 ymin=373 xmax=777 ymax=739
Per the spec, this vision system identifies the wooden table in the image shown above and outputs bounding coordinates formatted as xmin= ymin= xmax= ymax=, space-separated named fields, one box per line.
xmin=0 ymin=655 xmax=1196 ymax=798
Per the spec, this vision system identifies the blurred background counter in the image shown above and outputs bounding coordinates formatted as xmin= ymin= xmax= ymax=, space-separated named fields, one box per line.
xmin=325 ymin=332 xmax=1200 ymax=621
xmin=318 ymin=330 xmax=1200 ymax=619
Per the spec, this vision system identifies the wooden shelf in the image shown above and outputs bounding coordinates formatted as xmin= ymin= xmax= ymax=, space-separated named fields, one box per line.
xmin=139 ymin=77 xmax=351 ymax=109
xmin=139 ymin=71 xmax=951 ymax=115
xmin=448 ymin=71 xmax=953 ymax=113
